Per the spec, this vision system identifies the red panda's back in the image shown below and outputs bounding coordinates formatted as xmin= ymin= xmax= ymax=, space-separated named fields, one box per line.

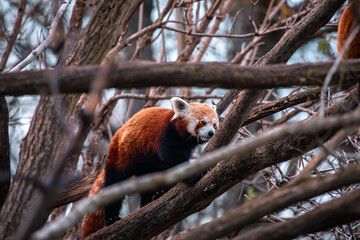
xmin=107 ymin=107 xmax=175 ymax=171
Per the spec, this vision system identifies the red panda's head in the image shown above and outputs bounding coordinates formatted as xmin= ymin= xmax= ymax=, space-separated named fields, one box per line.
xmin=171 ymin=97 xmax=219 ymax=143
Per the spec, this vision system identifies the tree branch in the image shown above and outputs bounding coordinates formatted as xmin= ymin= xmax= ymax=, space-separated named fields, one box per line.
xmin=1 ymin=59 xmax=360 ymax=96
xmin=9 ymin=0 xmax=71 ymax=72
xmin=243 ymin=87 xmax=321 ymax=126
xmin=0 ymin=0 xmax=27 ymax=72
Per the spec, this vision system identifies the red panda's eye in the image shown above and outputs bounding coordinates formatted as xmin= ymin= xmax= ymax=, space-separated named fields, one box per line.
xmin=213 ymin=123 xmax=217 ymax=128
xmin=200 ymin=120 xmax=206 ymax=126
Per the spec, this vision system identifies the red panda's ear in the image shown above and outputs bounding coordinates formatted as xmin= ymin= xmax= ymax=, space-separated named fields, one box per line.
xmin=171 ymin=97 xmax=189 ymax=118
xmin=211 ymin=105 xmax=217 ymax=114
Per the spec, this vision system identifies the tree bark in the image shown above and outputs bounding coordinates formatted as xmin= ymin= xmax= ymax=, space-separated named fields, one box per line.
xmin=0 ymin=1 xmax=143 ymax=239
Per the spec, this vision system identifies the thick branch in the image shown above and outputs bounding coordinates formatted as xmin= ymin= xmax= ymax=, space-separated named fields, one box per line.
xmin=0 ymin=60 xmax=360 ymax=96
xmin=52 ymin=154 xmax=105 ymax=209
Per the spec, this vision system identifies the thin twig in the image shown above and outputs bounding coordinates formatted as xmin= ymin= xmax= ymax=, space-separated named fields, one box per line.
xmin=0 ymin=0 xmax=28 ymax=72
xmin=293 ymin=126 xmax=357 ymax=183
xmin=9 ymin=0 xmax=71 ymax=73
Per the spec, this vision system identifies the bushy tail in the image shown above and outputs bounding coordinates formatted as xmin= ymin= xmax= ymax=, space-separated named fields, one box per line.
xmin=81 ymin=170 xmax=105 ymax=238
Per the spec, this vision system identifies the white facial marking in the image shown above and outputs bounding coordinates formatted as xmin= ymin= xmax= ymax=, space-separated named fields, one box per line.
xmin=187 ymin=119 xmax=198 ymax=136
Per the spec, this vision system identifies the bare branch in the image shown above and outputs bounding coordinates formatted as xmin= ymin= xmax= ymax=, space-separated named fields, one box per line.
xmin=0 ymin=0 xmax=27 ymax=72
xmin=1 ymin=60 xmax=359 ymax=96
xmin=243 ymin=87 xmax=321 ymax=126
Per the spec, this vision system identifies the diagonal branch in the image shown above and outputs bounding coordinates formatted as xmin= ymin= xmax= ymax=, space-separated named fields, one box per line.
xmin=243 ymin=87 xmax=321 ymax=126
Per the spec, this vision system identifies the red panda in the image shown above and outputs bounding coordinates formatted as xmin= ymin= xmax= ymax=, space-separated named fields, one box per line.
xmin=81 ymin=97 xmax=219 ymax=238
xmin=337 ymin=2 xmax=360 ymax=59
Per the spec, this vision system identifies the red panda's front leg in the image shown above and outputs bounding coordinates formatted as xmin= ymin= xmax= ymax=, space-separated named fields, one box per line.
xmin=103 ymin=166 xmax=132 ymax=226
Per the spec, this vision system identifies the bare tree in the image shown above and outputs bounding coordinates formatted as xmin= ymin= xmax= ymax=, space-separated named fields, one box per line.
xmin=0 ymin=0 xmax=359 ymax=240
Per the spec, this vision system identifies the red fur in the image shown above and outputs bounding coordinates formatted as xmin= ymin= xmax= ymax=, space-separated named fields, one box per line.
xmin=106 ymin=107 xmax=174 ymax=170
xmin=81 ymin=102 xmax=218 ymax=238
xmin=82 ymin=108 xmax=175 ymax=238
xmin=338 ymin=3 xmax=360 ymax=59
xmin=171 ymin=118 xmax=189 ymax=138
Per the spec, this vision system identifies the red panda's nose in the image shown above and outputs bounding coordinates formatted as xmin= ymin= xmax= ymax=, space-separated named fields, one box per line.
xmin=208 ymin=130 xmax=214 ymax=137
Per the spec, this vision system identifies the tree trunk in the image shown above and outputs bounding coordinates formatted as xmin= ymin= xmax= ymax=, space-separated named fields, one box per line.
xmin=0 ymin=1 xmax=143 ymax=239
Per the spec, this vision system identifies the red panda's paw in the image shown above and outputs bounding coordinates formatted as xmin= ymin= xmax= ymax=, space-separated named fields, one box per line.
xmin=105 ymin=216 xmax=121 ymax=226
